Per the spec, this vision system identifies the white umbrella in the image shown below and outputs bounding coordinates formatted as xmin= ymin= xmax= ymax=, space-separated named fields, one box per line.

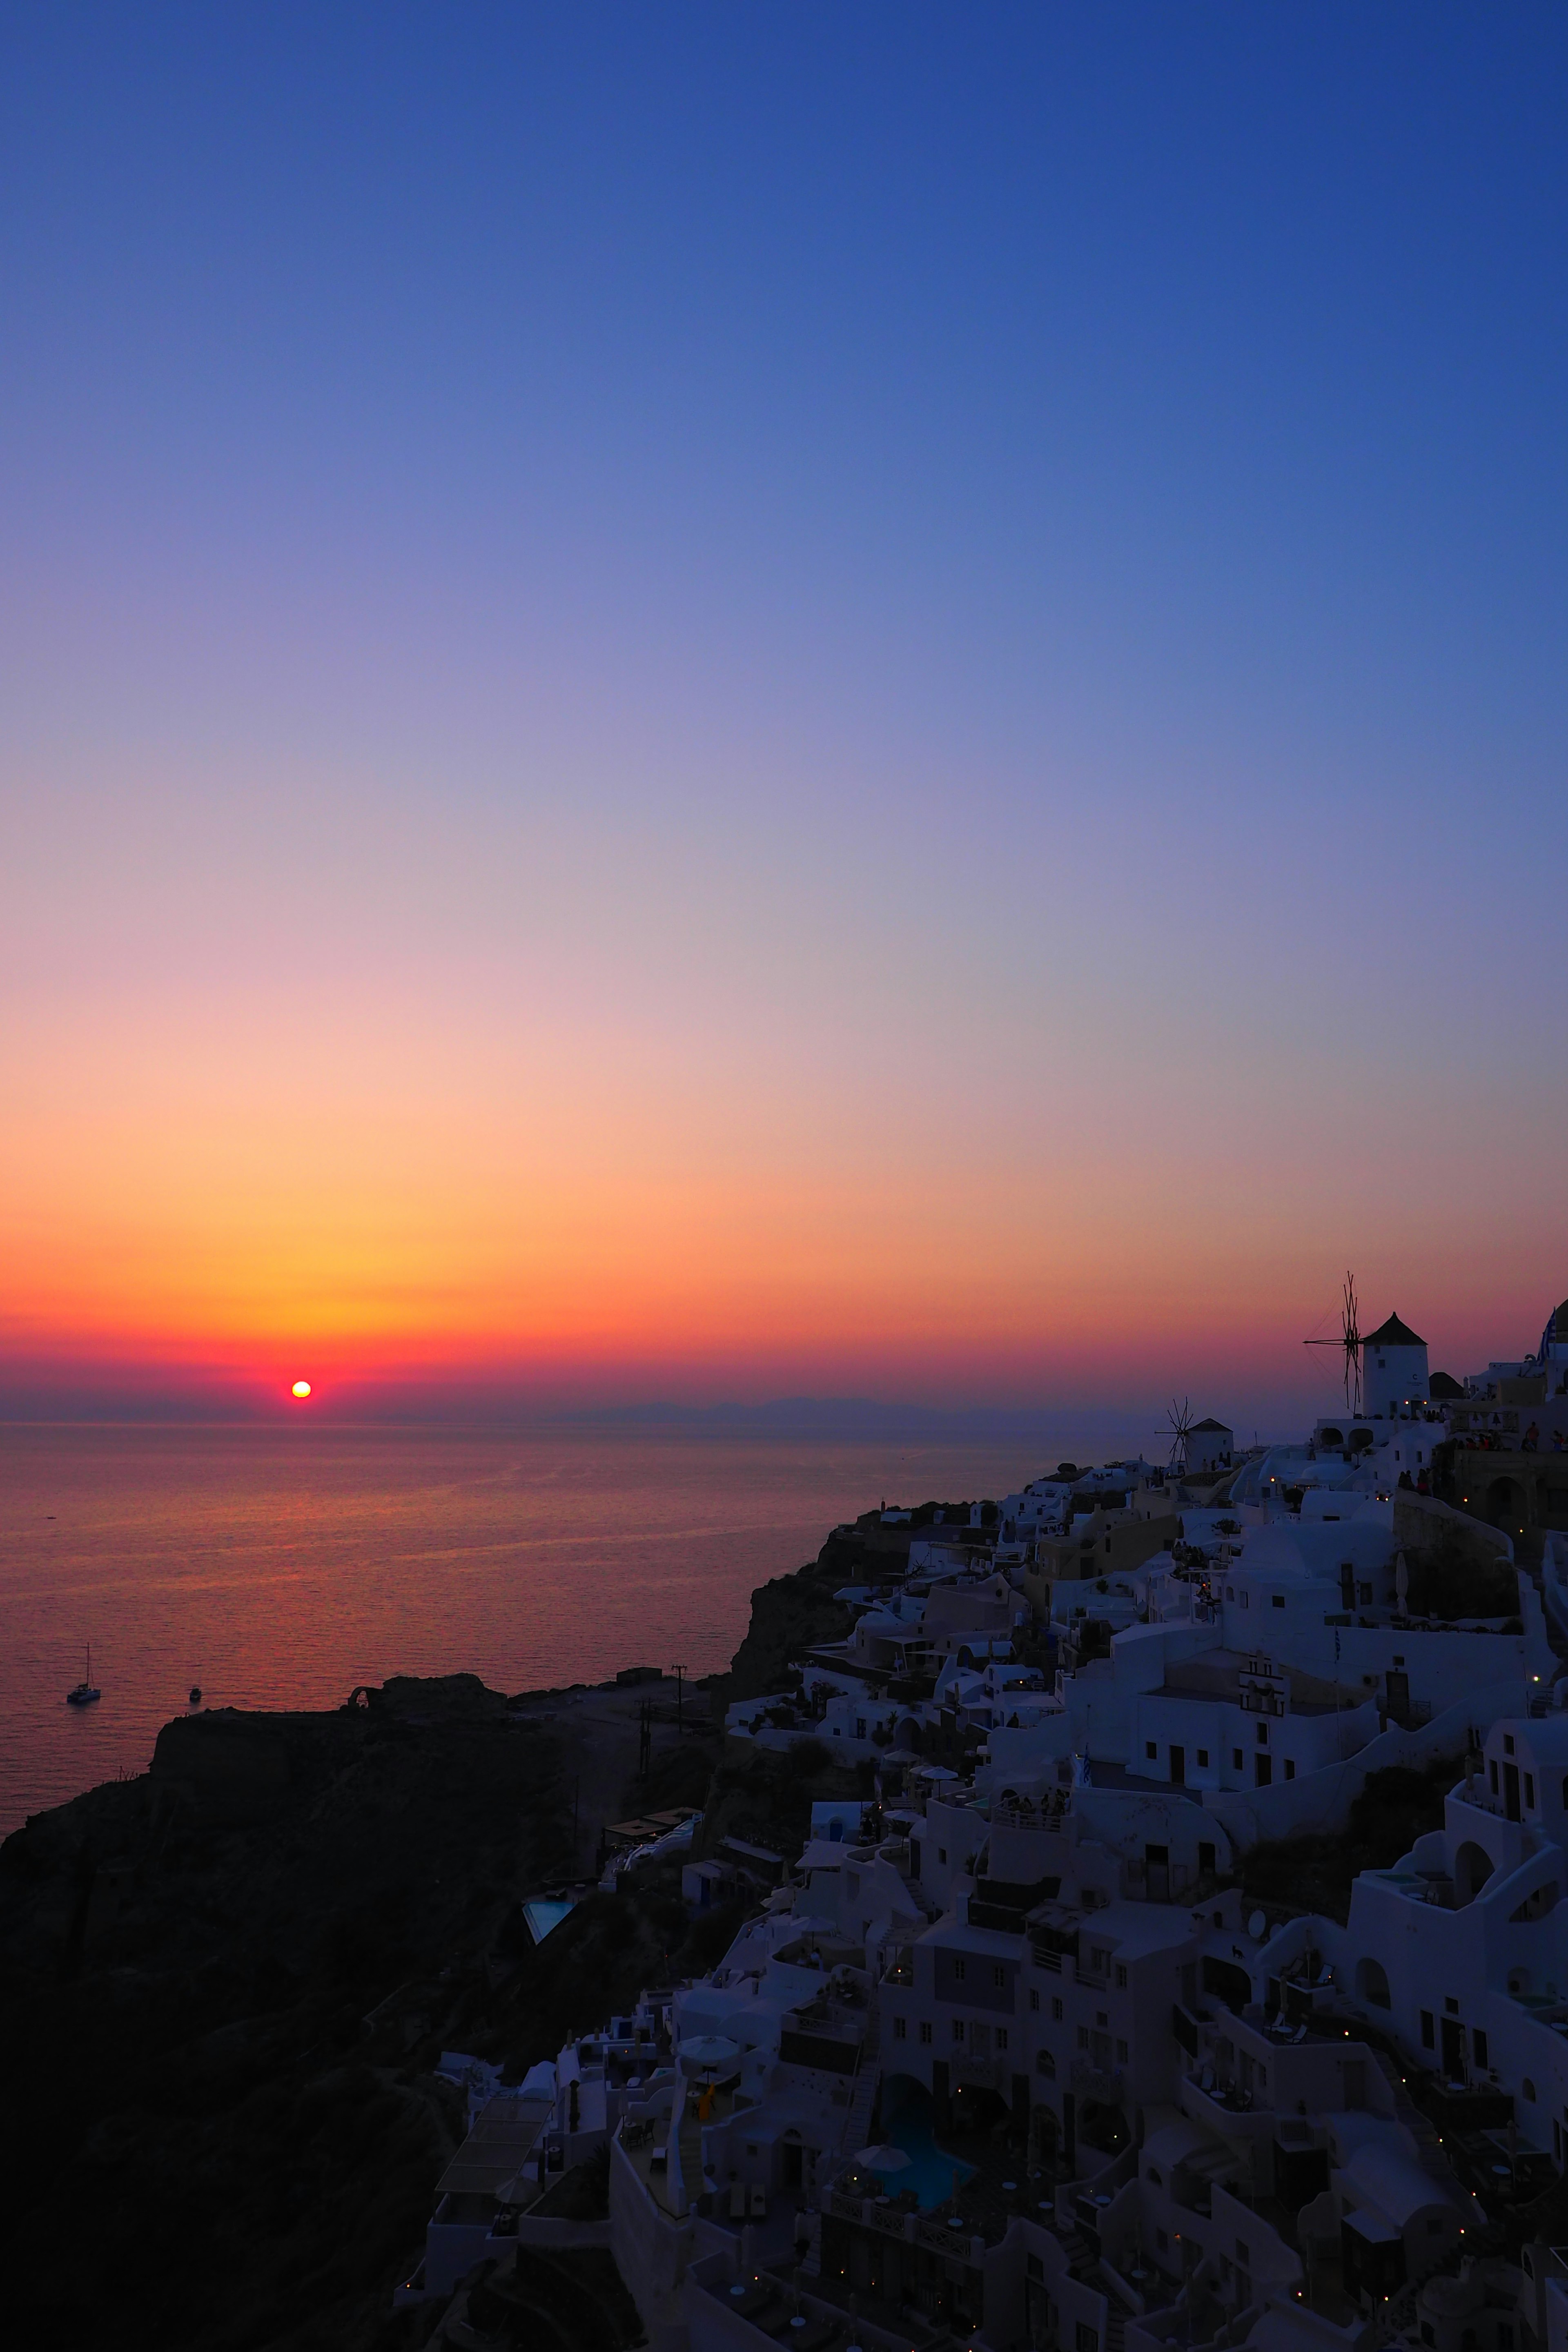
xmin=680 ymin=2034 xmax=740 ymax=2074
xmin=856 ymin=2143 xmax=911 ymax=2173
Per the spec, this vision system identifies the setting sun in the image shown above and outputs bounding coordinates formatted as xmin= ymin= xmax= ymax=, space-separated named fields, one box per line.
xmin=290 ymin=1379 xmax=312 ymax=1399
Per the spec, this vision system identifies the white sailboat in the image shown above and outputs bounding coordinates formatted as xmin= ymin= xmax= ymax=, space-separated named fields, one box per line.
xmin=66 ymin=1644 xmax=101 ymax=1706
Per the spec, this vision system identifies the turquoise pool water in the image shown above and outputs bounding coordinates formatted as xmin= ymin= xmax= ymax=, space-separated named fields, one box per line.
xmin=522 ymin=1896 xmax=577 ymax=1942
xmin=878 ymin=2076 xmax=976 ymax=2211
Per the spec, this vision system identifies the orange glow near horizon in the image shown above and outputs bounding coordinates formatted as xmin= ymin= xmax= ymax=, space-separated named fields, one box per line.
xmin=4 ymin=788 xmax=1564 ymax=1425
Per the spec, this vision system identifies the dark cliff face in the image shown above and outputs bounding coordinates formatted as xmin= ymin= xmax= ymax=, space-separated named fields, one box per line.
xmin=0 ymin=1686 xmax=573 ymax=2352
xmin=0 ymin=1521 xmax=889 ymax=2350
xmin=705 ymin=1519 xmax=907 ymax=1706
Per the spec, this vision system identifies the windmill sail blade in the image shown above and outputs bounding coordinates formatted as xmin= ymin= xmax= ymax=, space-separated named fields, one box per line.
xmin=1305 ymin=1271 xmax=1362 ymax=1413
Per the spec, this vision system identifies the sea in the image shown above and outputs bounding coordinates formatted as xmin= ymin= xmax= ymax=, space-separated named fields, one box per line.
xmin=0 ymin=1423 xmax=1050 ymax=1836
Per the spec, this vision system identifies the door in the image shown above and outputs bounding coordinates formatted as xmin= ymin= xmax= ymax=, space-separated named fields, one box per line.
xmin=1440 ymin=2017 xmax=1464 ymax=2078
xmin=1145 ymin=1843 xmax=1170 ymax=1902
xmin=1505 ymin=1763 xmax=1521 ymax=1822
xmin=1255 ymin=1754 xmax=1273 ymax=1787
xmin=1170 ymin=1745 xmax=1186 ymax=1787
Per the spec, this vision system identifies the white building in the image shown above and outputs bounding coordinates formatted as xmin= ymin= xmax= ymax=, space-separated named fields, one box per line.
xmin=1188 ymin=1419 xmax=1235 ymax=1477
xmin=1361 ymin=1312 xmax=1431 ymax=1418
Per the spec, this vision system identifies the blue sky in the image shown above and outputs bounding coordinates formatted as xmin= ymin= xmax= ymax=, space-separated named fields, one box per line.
xmin=2 ymin=4 xmax=1565 ymax=1423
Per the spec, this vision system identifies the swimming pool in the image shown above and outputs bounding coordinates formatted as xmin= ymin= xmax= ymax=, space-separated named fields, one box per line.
xmin=877 ymin=2075 xmax=976 ymax=2211
xmin=522 ymin=1896 xmax=577 ymax=1943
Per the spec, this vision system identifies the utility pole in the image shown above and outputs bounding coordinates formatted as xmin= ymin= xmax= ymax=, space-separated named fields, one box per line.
xmin=670 ymin=1662 xmax=687 ymax=1728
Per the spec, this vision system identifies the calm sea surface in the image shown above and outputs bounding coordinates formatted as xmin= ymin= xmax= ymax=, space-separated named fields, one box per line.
xmin=0 ymin=1423 xmax=1045 ymax=1835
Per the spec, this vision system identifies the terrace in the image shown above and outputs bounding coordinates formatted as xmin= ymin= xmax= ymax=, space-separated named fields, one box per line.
xmin=616 ymin=2078 xmax=741 ymax=2218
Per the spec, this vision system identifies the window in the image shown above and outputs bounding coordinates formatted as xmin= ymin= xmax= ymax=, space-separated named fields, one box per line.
xmin=1077 ymin=2325 xmax=1099 ymax=2352
xmin=1256 ymin=1722 xmax=1268 ymax=1744
xmin=1115 ymin=1964 xmax=1128 ymax=1989
xmin=1285 ymin=1760 xmax=1296 ymax=1781
xmin=993 ymin=1964 xmax=1007 ymax=1988
xmin=1420 ymin=2010 xmax=1434 ymax=2049
xmin=938 ymin=1848 xmax=947 ymax=1864
xmin=997 ymin=2027 xmax=1009 ymax=2051
xmin=953 ymin=2020 xmax=965 ymax=2043
xmin=1524 ymin=2078 xmax=1537 ymax=2101
xmin=1489 ymin=1762 xmax=1499 ymax=1794
xmin=893 ymin=2016 xmax=907 ymax=2041
xmin=1446 ymin=1997 xmax=1459 ymax=2014
xmin=1028 ymin=2253 xmax=1045 ymax=2281
xmin=1077 ymin=2027 xmax=1090 ymax=2051
xmin=1240 ymin=1591 xmax=1250 ymax=1607
xmin=1030 ymin=1989 xmax=1040 ymax=2012
xmin=953 ymin=1958 xmax=966 ymax=1981
xmin=1197 ymin=1749 xmax=1209 ymax=1768
xmin=1116 ymin=2038 xmax=1128 ymax=2062
xmin=1146 ymin=1741 xmax=1157 ymax=1759
xmin=919 ymin=2021 xmax=932 ymax=2045
xmin=1474 ymin=2027 xmax=1490 ymax=2067
xmin=1232 ymin=1748 xmax=1243 ymax=1770
xmin=1036 ymin=2049 xmax=1056 ymax=2077
xmin=1051 ymin=1997 xmax=1063 ymax=2021
xmin=1272 ymin=1595 xmax=1285 ymax=1609
xmin=1527 ymin=1775 xmax=1537 ymax=1809
xmin=1505 ymin=1734 xmax=1515 ymax=1755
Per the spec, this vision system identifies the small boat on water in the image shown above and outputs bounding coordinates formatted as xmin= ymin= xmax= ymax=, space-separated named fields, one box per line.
xmin=67 ymin=1646 xmax=101 ymax=1707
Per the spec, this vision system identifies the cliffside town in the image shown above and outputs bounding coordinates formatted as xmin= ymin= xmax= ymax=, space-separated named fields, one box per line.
xmin=397 ymin=1294 xmax=1568 ymax=2352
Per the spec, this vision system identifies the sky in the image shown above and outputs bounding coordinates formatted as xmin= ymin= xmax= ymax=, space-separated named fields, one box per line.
xmin=2 ymin=2 xmax=1565 ymax=1431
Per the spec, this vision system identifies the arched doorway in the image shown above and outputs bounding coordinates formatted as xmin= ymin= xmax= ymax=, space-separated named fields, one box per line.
xmin=1454 ymin=1841 xmax=1494 ymax=1904
xmin=1356 ymin=1956 xmax=1392 ymax=2009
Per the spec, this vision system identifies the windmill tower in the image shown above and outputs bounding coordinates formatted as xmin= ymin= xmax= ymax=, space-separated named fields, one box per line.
xmin=1166 ymin=1397 xmax=1194 ymax=1478
xmin=1305 ymin=1271 xmax=1362 ymax=1413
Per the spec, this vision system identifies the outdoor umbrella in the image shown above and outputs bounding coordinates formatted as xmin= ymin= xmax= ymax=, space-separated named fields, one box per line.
xmin=679 ymin=2034 xmax=741 ymax=2074
xmin=856 ymin=2144 xmax=911 ymax=2173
